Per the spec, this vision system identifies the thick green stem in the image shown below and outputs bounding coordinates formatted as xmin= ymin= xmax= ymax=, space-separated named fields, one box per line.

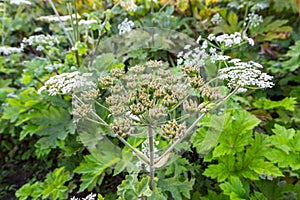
xmin=116 ymin=134 xmax=150 ymax=165
xmin=148 ymin=125 xmax=155 ymax=189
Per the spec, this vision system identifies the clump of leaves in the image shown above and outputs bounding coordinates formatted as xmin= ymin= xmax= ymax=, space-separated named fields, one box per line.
xmin=16 ymin=167 xmax=75 ymax=200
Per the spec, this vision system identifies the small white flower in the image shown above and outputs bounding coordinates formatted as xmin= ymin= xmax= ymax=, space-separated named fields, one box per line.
xmin=252 ymin=2 xmax=269 ymax=11
xmin=196 ymin=35 xmax=202 ymax=44
xmin=228 ymin=58 xmax=241 ymax=64
xmin=70 ymin=193 xmax=97 ymax=200
xmin=177 ymin=57 xmax=183 ymax=65
xmin=118 ymin=18 xmax=134 ymax=35
xmin=211 ymin=13 xmax=223 ymax=24
xmin=209 ymin=32 xmax=254 ymax=48
xmin=183 ymin=44 xmax=191 ymax=50
xmin=245 ymin=12 xmax=263 ymax=28
xmin=10 ymin=0 xmax=31 ymax=5
xmin=120 ymin=0 xmax=137 ymax=12
xmin=208 ymin=34 xmax=215 ymax=41
xmin=243 ymin=36 xmax=255 ymax=46
xmin=78 ymin=19 xmax=98 ymax=27
xmin=209 ymin=47 xmax=217 ymax=55
xmin=37 ymin=14 xmax=81 ymax=23
xmin=0 ymin=46 xmax=23 ymax=55
xmin=82 ymin=193 xmax=97 ymax=200
xmin=177 ymin=51 xmax=183 ymax=58
xmin=216 ymin=55 xmax=231 ymax=61
xmin=201 ymin=40 xmax=208 ymax=49
xmin=36 ymin=45 xmax=44 ymax=51
xmin=237 ymin=88 xmax=247 ymax=93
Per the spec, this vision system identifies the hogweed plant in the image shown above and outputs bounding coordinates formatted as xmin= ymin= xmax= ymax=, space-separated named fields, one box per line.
xmin=39 ymin=30 xmax=274 ymax=193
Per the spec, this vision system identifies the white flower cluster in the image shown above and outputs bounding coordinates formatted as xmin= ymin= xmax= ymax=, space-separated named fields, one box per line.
xmin=211 ymin=13 xmax=223 ymax=24
xmin=0 ymin=46 xmax=23 ymax=55
xmin=44 ymin=63 xmax=64 ymax=72
xmin=208 ymin=32 xmax=254 ymax=47
xmin=37 ymin=14 xmax=81 ymax=23
xmin=177 ymin=32 xmax=256 ymax=67
xmin=78 ymin=19 xmax=98 ymax=27
xmin=245 ymin=12 xmax=263 ymax=28
xmin=10 ymin=0 xmax=31 ymax=5
xmin=227 ymin=1 xmax=243 ymax=10
xmin=252 ymin=2 xmax=269 ymax=11
xmin=118 ymin=18 xmax=134 ymax=35
xmin=177 ymin=44 xmax=209 ymax=67
xmin=22 ymin=34 xmax=60 ymax=51
xmin=218 ymin=59 xmax=274 ymax=89
xmin=38 ymin=71 xmax=96 ymax=96
xmin=120 ymin=0 xmax=137 ymax=12
xmin=71 ymin=193 xmax=97 ymax=200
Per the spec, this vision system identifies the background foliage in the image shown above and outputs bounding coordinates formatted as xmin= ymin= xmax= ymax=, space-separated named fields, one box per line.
xmin=1 ymin=0 xmax=300 ymax=199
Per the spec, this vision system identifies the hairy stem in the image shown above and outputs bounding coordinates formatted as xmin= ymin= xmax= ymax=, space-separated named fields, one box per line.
xmin=148 ymin=124 xmax=155 ymax=189
xmin=116 ymin=134 xmax=150 ymax=165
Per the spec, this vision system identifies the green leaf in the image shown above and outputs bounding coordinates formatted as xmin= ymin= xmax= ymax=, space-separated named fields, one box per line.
xmin=253 ymin=97 xmax=297 ymax=111
xmin=165 ymin=157 xmax=190 ymax=176
xmin=272 ymin=0 xmax=300 ymax=13
xmin=255 ymin=179 xmax=299 ymax=199
xmin=149 ymin=187 xmax=167 ymax=200
xmin=158 ymin=177 xmax=195 ymax=200
xmin=75 ymin=42 xmax=88 ymax=56
xmin=2 ymin=88 xmax=41 ymax=123
xmin=91 ymin=53 xmax=117 ymax=71
xmin=204 ymin=132 xmax=282 ymax=182
xmin=203 ymin=162 xmax=231 ymax=182
xmin=117 ymin=174 xmax=152 ymax=199
xmin=270 ymin=124 xmax=295 ymax=153
xmin=251 ymin=16 xmax=292 ymax=41
xmin=212 ymin=109 xmax=260 ymax=158
xmin=281 ymin=40 xmax=300 ymax=71
xmin=266 ymin=125 xmax=300 ymax=170
xmin=200 ymin=190 xmax=228 ymax=200
xmin=42 ymin=167 xmax=73 ymax=199
xmin=22 ymin=106 xmax=76 ymax=155
xmin=17 ymin=167 xmax=74 ymax=200
xmin=220 ymin=177 xmax=249 ymax=200
xmin=74 ymin=155 xmax=120 ymax=192
xmin=15 ymin=183 xmax=32 ymax=200
xmin=227 ymin=11 xmax=238 ymax=27
xmin=249 ymin=191 xmax=268 ymax=200
xmin=191 ymin=113 xmax=226 ymax=155
xmin=113 ymin=149 xmax=140 ymax=176
xmin=248 ymin=159 xmax=283 ymax=177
